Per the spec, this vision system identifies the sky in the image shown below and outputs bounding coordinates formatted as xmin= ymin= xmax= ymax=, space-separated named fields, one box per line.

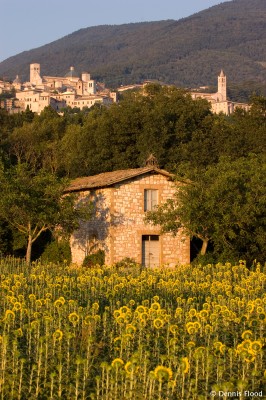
xmin=0 ymin=0 xmax=230 ymax=62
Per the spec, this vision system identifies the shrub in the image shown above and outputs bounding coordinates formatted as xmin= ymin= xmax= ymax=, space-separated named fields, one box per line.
xmin=82 ymin=249 xmax=105 ymax=267
xmin=41 ymin=240 xmax=71 ymax=264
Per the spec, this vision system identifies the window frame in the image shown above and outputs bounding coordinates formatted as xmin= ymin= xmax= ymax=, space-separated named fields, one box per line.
xmin=144 ymin=189 xmax=159 ymax=212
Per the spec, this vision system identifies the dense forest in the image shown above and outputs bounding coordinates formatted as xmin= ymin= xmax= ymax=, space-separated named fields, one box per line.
xmin=0 ymin=0 xmax=265 ymax=100
xmin=0 ymin=84 xmax=265 ymax=264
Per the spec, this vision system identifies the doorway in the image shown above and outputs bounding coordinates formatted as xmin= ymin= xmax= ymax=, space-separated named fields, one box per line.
xmin=142 ymin=235 xmax=160 ymax=267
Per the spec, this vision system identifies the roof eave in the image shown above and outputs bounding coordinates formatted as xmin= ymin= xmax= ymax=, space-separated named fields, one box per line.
xmin=65 ymin=167 xmax=173 ymax=193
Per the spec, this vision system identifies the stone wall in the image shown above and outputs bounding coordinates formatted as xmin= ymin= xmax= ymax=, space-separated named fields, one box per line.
xmin=70 ymin=172 xmax=190 ymax=266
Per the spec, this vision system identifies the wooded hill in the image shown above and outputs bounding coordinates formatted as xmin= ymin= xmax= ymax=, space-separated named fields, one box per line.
xmin=0 ymin=0 xmax=265 ymax=96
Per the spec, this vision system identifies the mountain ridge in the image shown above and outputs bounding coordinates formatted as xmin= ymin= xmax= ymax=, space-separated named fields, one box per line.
xmin=0 ymin=0 xmax=265 ymax=89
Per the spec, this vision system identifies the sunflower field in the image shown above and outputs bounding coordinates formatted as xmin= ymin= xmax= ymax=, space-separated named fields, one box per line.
xmin=0 ymin=258 xmax=265 ymax=399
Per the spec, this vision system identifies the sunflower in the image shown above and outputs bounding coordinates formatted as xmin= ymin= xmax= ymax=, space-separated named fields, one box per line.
xmin=154 ymin=365 xmax=173 ymax=381
xmin=54 ymin=298 xmax=65 ymax=308
xmin=123 ymin=334 xmax=133 ymax=342
xmin=43 ymin=315 xmax=53 ymax=324
xmin=202 ymin=303 xmax=211 ymax=311
xmin=35 ymin=299 xmax=42 ymax=308
xmin=169 ymin=324 xmax=178 ymax=335
xmin=241 ymin=339 xmax=252 ymax=350
xmin=140 ymin=312 xmax=149 ymax=321
xmin=14 ymin=328 xmax=23 ymax=337
xmin=4 ymin=309 xmax=15 ymax=322
xmin=116 ymin=316 xmax=125 ymax=325
xmin=53 ymin=329 xmax=63 ymax=341
xmin=169 ymin=338 xmax=178 ymax=347
xmin=138 ymin=319 xmax=147 ymax=328
xmin=124 ymin=361 xmax=133 ymax=374
xmin=31 ymin=320 xmax=39 ymax=330
xmin=136 ymin=305 xmax=146 ymax=314
xmin=150 ymin=302 xmax=161 ymax=311
xmin=124 ymin=361 xmax=139 ymax=375
xmin=111 ymin=358 xmax=124 ymax=368
xmin=194 ymin=346 xmax=206 ymax=357
xmin=153 ymin=318 xmax=164 ymax=329
xmin=188 ymin=308 xmax=197 ymax=318
xmin=120 ymin=306 xmax=130 ymax=314
xmin=219 ymin=344 xmax=226 ymax=355
xmin=254 ymin=299 xmax=262 ymax=306
xmin=142 ymin=300 xmax=150 ymax=307
xmin=181 ymin=357 xmax=190 ymax=374
xmin=199 ymin=310 xmax=209 ymax=319
xmin=29 ymin=294 xmax=36 ymax=302
xmin=246 ymin=303 xmax=255 ymax=313
xmin=92 ymin=302 xmax=99 ymax=312
xmin=241 ymin=330 xmax=253 ymax=340
xmin=126 ymin=324 xmax=136 ymax=335
xmin=250 ymin=341 xmax=262 ymax=353
xmin=175 ymin=307 xmax=183 ymax=318
xmin=213 ymin=341 xmax=223 ymax=351
xmin=13 ymin=302 xmax=22 ymax=311
xmin=193 ymin=321 xmax=201 ymax=331
xmin=84 ymin=315 xmax=95 ymax=325
xmin=68 ymin=312 xmax=80 ymax=326
xmin=204 ymin=324 xmax=213 ymax=334
xmin=113 ymin=310 xmax=121 ymax=318
xmin=186 ymin=341 xmax=196 ymax=349
xmin=186 ymin=322 xmax=194 ymax=334
xmin=244 ymin=351 xmax=256 ymax=363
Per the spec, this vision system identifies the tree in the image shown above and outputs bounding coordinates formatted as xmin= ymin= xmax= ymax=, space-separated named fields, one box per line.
xmin=8 ymin=106 xmax=66 ymax=173
xmin=57 ymin=84 xmax=211 ymax=177
xmin=176 ymin=96 xmax=266 ymax=170
xmin=146 ymin=155 xmax=266 ymax=263
xmin=0 ymin=163 xmax=91 ymax=264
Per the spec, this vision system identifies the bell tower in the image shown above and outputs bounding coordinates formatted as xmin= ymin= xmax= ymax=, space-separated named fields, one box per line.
xmin=218 ymin=70 xmax=227 ymax=101
xmin=30 ymin=63 xmax=42 ymax=85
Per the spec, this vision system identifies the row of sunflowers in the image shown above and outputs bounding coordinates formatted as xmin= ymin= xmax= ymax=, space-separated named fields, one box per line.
xmin=0 ymin=258 xmax=265 ymax=399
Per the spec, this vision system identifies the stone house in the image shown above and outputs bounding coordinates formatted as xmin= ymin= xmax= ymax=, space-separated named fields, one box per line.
xmin=66 ymin=158 xmax=190 ymax=267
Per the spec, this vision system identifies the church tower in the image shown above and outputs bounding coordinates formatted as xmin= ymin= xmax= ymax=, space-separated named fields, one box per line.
xmin=218 ymin=70 xmax=227 ymax=101
xmin=30 ymin=63 xmax=42 ymax=85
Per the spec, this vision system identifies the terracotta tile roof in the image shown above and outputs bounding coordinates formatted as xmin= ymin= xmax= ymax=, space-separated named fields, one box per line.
xmin=65 ymin=167 xmax=173 ymax=192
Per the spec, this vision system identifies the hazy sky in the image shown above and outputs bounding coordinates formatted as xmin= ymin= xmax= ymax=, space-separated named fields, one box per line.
xmin=0 ymin=0 xmax=230 ymax=62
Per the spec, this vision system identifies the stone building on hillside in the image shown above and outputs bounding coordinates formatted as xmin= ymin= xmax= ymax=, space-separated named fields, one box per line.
xmin=66 ymin=157 xmax=190 ymax=267
xmin=190 ymin=70 xmax=249 ymax=115
xmin=13 ymin=63 xmax=116 ymax=114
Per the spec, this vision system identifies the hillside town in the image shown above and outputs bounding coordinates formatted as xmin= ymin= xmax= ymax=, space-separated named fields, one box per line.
xmin=0 ymin=63 xmax=249 ymax=115
xmin=0 ymin=63 xmax=117 ymax=114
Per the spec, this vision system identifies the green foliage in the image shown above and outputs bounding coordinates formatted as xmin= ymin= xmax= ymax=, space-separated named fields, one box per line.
xmin=0 ymin=162 xmax=91 ymax=263
xmin=8 ymin=106 xmax=66 ymax=172
xmin=0 ymin=220 xmax=13 ymax=255
xmin=58 ymin=85 xmax=211 ymax=177
xmin=82 ymin=249 xmax=105 ymax=267
xmin=41 ymin=240 xmax=71 ymax=264
xmin=146 ymin=154 xmax=266 ymax=264
xmin=0 ymin=83 xmax=265 ymax=263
